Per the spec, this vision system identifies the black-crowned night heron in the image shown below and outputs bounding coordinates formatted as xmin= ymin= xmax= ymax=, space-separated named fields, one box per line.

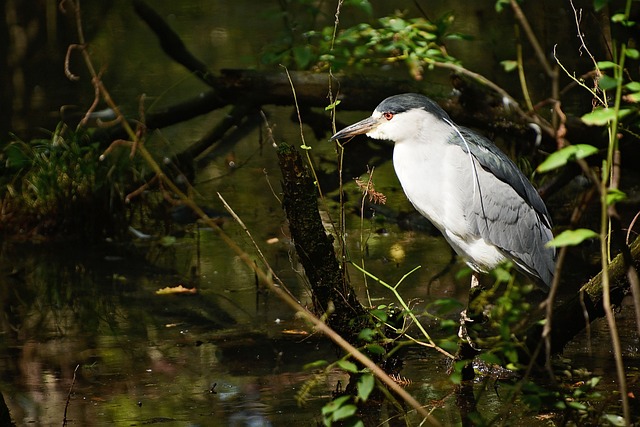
xmin=331 ymin=93 xmax=555 ymax=289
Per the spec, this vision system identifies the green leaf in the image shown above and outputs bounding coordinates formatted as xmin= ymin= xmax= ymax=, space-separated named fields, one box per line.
xmin=357 ymin=373 xmax=375 ymax=401
xmin=596 ymin=60 xmax=617 ymax=70
xmin=611 ymin=13 xmax=624 ymax=22
xmin=626 ymin=81 xmax=640 ymax=91
xmin=428 ymin=297 xmax=464 ymax=315
xmin=598 ymin=75 xmax=619 ymax=90
xmin=626 ymin=48 xmax=639 ymax=59
xmin=325 ymin=99 xmax=342 ymax=111
xmin=566 ymin=400 xmax=587 ymax=410
xmin=438 ymin=338 xmax=460 ymax=353
xmin=337 ymin=359 xmax=359 ymax=373
xmin=292 ymin=45 xmax=313 ymax=69
xmin=546 ymin=229 xmax=599 ymax=248
xmin=365 ymin=344 xmax=386 ymax=355
xmin=358 ymin=328 xmax=376 ymax=342
xmin=593 ymin=0 xmax=610 ymax=12
xmin=602 ymin=414 xmax=626 ymax=426
xmin=370 ymin=309 xmax=388 ymax=322
xmin=332 ymin=403 xmax=357 ymax=421
xmin=606 ymin=188 xmax=627 ymax=205
xmin=581 ymin=108 xmax=617 ymax=125
xmin=479 ymin=352 xmax=502 ymax=365
xmin=500 ymin=60 xmax=518 ymax=72
xmin=322 ymin=395 xmax=351 ymax=415
xmin=536 ymin=144 xmax=598 ymax=173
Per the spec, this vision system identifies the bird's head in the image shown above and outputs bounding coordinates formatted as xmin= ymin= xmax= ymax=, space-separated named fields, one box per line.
xmin=330 ymin=93 xmax=451 ymax=144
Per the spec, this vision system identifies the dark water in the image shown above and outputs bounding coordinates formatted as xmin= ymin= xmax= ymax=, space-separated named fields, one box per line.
xmin=1 ymin=1 xmax=636 ymax=425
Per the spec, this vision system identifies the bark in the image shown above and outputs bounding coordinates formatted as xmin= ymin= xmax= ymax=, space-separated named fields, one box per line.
xmin=276 ymin=143 xmax=369 ymax=338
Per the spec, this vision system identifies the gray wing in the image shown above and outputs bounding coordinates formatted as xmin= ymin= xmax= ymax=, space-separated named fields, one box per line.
xmin=449 ymin=128 xmax=555 ymax=287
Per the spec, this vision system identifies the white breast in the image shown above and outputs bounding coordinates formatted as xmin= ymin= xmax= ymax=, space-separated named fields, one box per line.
xmin=391 ymin=130 xmax=506 ymax=272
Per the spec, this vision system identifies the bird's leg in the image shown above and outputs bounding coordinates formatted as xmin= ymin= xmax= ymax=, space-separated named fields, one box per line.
xmin=455 ymin=272 xmax=483 ymax=381
xmin=458 ymin=272 xmax=482 ymax=346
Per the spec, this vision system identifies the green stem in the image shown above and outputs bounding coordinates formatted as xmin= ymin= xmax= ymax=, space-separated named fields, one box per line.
xmin=350 ymin=263 xmax=454 ymax=359
xmin=600 ymin=7 xmax=630 ymax=423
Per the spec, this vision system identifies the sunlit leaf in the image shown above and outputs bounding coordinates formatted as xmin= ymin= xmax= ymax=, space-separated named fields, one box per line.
xmin=626 ymin=82 xmax=640 ymax=91
xmin=337 ymin=359 xmax=359 ymax=373
xmin=627 ymin=48 xmax=639 ymax=59
xmin=597 ymin=60 xmax=617 ymax=70
xmin=567 ymin=400 xmax=587 ymax=410
xmin=322 ymin=395 xmax=351 ymax=415
xmin=606 ymin=188 xmax=627 ymax=205
xmin=603 ymin=414 xmax=626 ymax=426
xmin=500 ymin=60 xmax=518 ymax=72
xmin=581 ymin=108 xmax=616 ymax=125
xmin=536 ymin=144 xmax=598 ymax=173
xmin=155 ymin=285 xmax=197 ymax=295
xmin=357 ymin=373 xmax=375 ymax=401
xmin=332 ymin=403 xmax=357 ymax=421
xmin=545 ymin=229 xmax=599 ymax=248
xmin=325 ymin=100 xmax=341 ymax=111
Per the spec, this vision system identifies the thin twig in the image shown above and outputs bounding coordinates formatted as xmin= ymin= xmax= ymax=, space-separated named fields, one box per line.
xmin=62 ymin=364 xmax=80 ymax=426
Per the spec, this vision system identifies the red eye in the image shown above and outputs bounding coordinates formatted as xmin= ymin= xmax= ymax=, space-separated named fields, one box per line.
xmin=383 ymin=112 xmax=394 ymax=120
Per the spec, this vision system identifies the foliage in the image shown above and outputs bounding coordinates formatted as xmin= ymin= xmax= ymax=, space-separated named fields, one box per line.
xmin=0 ymin=125 xmax=131 ymax=239
xmin=310 ymin=13 xmax=465 ymax=80
xmin=264 ymin=6 xmax=466 ymax=80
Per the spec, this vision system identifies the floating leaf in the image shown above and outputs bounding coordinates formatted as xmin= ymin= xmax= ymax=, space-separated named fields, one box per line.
xmin=546 ymin=229 xmax=599 ymax=248
xmin=536 ymin=144 xmax=598 ymax=173
xmin=155 ymin=285 xmax=197 ymax=295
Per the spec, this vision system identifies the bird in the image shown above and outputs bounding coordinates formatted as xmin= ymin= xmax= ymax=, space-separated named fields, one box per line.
xmin=330 ymin=93 xmax=555 ymax=289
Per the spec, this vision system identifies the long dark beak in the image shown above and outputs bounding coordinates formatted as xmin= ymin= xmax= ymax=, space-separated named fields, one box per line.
xmin=330 ymin=116 xmax=380 ymax=141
